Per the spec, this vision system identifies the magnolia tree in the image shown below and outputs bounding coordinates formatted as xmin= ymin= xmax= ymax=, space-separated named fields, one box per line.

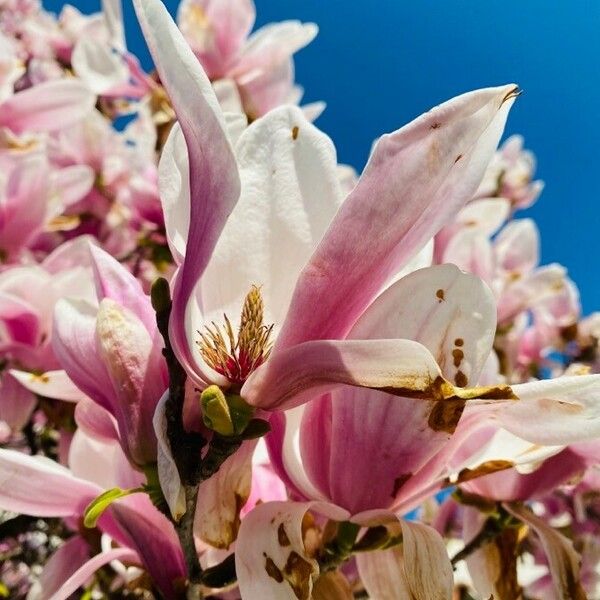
xmin=1 ymin=0 xmax=599 ymax=599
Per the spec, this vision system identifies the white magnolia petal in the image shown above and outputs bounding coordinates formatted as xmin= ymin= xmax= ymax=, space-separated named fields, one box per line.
xmin=357 ymin=519 xmax=453 ymax=600
xmin=235 ymin=501 xmax=319 ymax=600
xmin=153 ymin=392 xmax=185 ymax=521
xmin=10 ymin=369 xmax=87 ymax=402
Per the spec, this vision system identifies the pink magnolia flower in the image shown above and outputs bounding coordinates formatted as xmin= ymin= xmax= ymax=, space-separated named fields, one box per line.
xmin=0 ymin=428 xmax=186 ymax=599
xmin=0 ymin=238 xmax=94 ymax=433
xmin=177 ymin=0 xmax=318 ymax=118
xmin=135 ymin=1 xmax=600 ymax=595
xmin=51 ymin=243 xmax=168 ymax=467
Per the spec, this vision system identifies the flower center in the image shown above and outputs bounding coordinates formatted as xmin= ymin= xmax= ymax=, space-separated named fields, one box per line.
xmin=198 ymin=285 xmax=274 ymax=384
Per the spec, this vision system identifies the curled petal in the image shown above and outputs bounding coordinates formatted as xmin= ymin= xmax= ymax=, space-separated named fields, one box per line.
xmin=134 ymin=0 xmax=240 ymax=383
xmin=356 ymin=519 xmax=453 ymax=600
xmin=504 ymin=503 xmax=587 ymax=600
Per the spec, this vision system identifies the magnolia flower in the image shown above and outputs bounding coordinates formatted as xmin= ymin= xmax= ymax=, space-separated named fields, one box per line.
xmin=177 ymin=0 xmax=318 ymax=118
xmin=0 ymin=238 xmax=95 ymax=433
xmin=49 ymin=243 xmax=168 ymax=468
xmin=0 ymin=429 xmax=185 ymax=599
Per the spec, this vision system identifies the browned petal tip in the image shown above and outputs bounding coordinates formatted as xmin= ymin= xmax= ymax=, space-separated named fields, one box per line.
xmin=502 ymin=86 xmax=522 ymax=105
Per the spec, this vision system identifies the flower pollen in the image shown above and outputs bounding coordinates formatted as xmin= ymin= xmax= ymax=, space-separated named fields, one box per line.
xmin=198 ymin=285 xmax=274 ymax=384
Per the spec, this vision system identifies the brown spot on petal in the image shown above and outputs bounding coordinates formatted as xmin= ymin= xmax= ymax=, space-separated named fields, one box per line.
xmin=283 ymin=551 xmax=314 ymax=600
xmin=292 ymin=126 xmax=299 ymax=140
xmin=278 ymin=523 xmax=291 ymax=547
xmin=391 ymin=473 xmax=412 ymax=498
xmin=264 ymin=554 xmax=283 ymax=583
xmin=452 ymin=348 xmax=464 ymax=368
xmin=455 ymin=460 xmax=514 ymax=484
xmin=454 ymin=154 xmax=463 ymax=163
xmin=501 ymin=86 xmax=522 ymax=106
xmin=454 ymin=370 xmax=468 ymax=388
xmin=454 ymin=338 xmax=464 ymax=347
xmin=31 ymin=373 xmax=50 ymax=384
xmin=436 ymin=289 xmax=445 ymax=302
xmin=430 ymin=122 xmax=442 ymax=129
xmin=428 ymin=399 xmax=466 ymax=434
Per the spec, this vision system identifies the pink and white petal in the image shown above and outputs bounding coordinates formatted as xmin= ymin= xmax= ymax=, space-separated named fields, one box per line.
xmin=494 ymin=218 xmax=540 ymax=274
xmin=75 ymin=398 xmax=120 ymax=443
xmin=134 ymin=0 xmax=240 ymax=381
xmin=10 ymin=369 xmax=87 ymax=402
xmin=101 ymin=0 xmax=126 ymax=51
xmin=46 ymin=547 xmax=139 ymax=600
xmin=95 ymin=298 xmax=163 ymax=466
xmin=51 ymin=165 xmax=95 ymax=210
xmin=0 ymin=372 xmax=37 ymax=431
xmin=71 ymin=37 xmax=129 ymax=95
xmin=0 ymin=449 xmax=100 ymax=516
xmin=200 ymin=105 xmax=343 ymax=328
xmin=236 ymin=501 xmax=340 ymax=600
xmin=489 ymin=374 xmax=600 ymax=445
xmin=53 ymin=298 xmax=113 ymax=411
xmin=212 ymin=77 xmax=244 ymax=113
xmin=195 ymin=440 xmax=254 ymax=549
xmin=504 ymin=503 xmax=587 ymax=600
xmin=442 ymin=228 xmax=495 ymax=285
xmin=455 ymin=197 xmax=511 ymax=235
xmin=356 ymin=519 xmax=453 ymax=600
xmin=69 ymin=430 xmax=143 ymax=491
xmin=350 ymin=264 xmax=497 ymax=386
xmin=110 ymin=494 xmax=187 ymax=600
xmin=88 ymin=244 xmax=156 ymax=334
xmin=277 ymin=85 xmax=518 ymax=349
xmin=177 ymin=0 xmax=255 ymax=77
xmin=153 ymin=392 xmax=186 ymax=521
xmin=242 ymin=338 xmax=443 ymax=411
xmin=0 ymin=79 xmax=95 ymax=134
xmin=27 ymin=535 xmax=91 ymax=600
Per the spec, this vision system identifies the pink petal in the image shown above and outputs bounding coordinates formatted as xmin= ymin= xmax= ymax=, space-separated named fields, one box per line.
xmin=276 ymin=85 xmax=518 ymax=350
xmin=110 ymin=494 xmax=187 ymax=599
xmin=504 ymin=503 xmax=587 ymax=600
xmin=28 ymin=535 xmax=90 ymax=600
xmin=177 ymin=0 xmax=256 ymax=78
xmin=134 ymin=0 xmax=240 ymax=383
xmin=356 ymin=518 xmax=453 ymax=600
xmin=47 ymin=547 xmax=139 ymax=600
xmin=242 ymin=338 xmax=443 ymax=411
xmin=75 ymin=398 xmax=120 ymax=443
xmin=0 ymin=79 xmax=95 ymax=134
xmin=53 ymin=298 xmax=113 ymax=411
xmin=0 ymin=372 xmax=37 ymax=431
xmin=0 ymin=448 xmax=100 ymax=516
xmin=88 ymin=243 xmax=156 ymax=334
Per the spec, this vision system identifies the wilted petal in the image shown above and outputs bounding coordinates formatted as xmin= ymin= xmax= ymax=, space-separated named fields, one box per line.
xmin=195 ymin=440 xmax=254 ymax=548
xmin=356 ymin=519 xmax=453 ymax=600
xmin=235 ymin=501 xmax=320 ymax=600
xmin=504 ymin=503 xmax=587 ymax=600
xmin=277 ymin=85 xmax=518 ymax=349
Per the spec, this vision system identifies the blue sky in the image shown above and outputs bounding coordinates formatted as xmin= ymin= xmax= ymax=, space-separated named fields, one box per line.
xmin=47 ymin=0 xmax=600 ymax=313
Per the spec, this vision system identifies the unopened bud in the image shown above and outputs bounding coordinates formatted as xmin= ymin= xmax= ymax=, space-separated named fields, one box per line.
xmin=200 ymin=385 xmax=256 ymax=436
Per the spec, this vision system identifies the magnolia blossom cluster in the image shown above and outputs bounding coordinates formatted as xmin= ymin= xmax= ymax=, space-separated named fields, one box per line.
xmin=1 ymin=0 xmax=599 ymax=599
